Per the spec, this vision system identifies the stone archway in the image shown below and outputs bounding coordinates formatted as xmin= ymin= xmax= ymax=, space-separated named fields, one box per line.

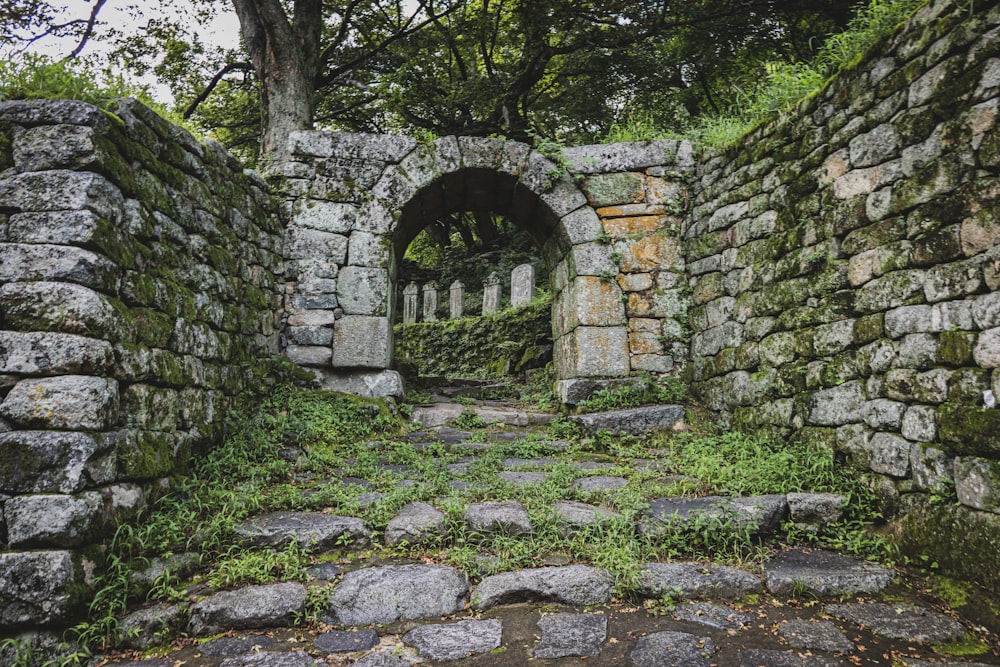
xmin=328 ymin=137 xmax=630 ymax=402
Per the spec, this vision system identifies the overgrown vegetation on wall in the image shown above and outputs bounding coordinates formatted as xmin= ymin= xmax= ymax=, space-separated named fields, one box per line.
xmin=394 ymin=295 xmax=552 ymax=379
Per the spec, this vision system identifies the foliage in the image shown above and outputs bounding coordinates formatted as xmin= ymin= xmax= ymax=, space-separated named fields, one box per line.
xmin=395 ymin=294 xmax=552 ymax=379
xmin=450 ymin=407 xmax=487 ymax=430
xmin=576 ymin=374 xmax=688 ymax=413
xmin=688 ymin=0 xmax=926 ymax=147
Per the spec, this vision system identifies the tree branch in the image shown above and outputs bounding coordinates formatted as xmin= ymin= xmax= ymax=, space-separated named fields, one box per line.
xmin=65 ymin=0 xmax=107 ymax=59
xmin=183 ymin=61 xmax=254 ymax=119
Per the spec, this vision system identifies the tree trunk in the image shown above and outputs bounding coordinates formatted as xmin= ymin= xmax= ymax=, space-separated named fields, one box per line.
xmin=231 ymin=0 xmax=321 ymax=165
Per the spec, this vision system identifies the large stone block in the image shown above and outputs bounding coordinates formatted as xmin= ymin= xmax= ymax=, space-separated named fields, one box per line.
xmin=332 ymin=316 xmax=390 ymax=368
xmin=6 ymin=492 xmax=103 ymax=547
xmin=558 ymin=207 xmax=604 ymax=246
xmin=0 ymin=551 xmax=78 ymax=627
xmin=570 ymin=243 xmax=618 ymax=276
xmin=572 ymin=277 xmax=625 ymax=327
xmin=974 ymin=327 xmax=1000 ymax=367
xmin=563 ymin=141 xmax=678 ymax=174
xmin=122 ymin=384 xmax=179 ymax=432
xmin=0 ymin=170 xmax=123 ymax=222
xmin=314 ymin=369 xmax=404 ymax=398
xmin=288 ymin=131 xmax=415 ymax=161
xmin=292 ymin=199 xmax=356 ymax=233
xmin=0 ymin=282 xmax=120 ymax=338
xmin=809 ymin=381 xmax=866 ymax=426
xmin=336 ymin=266 xmax=388 ymax=316
xmin=0 ymin=331 xmax=113 ymax=376
xmin=581 ymin=173 xmax=645 ymax=207
xmin=0 ymin=243 xmax=118 ymax=291
xmin=347 ymin=231 xmax=389 ymax=268
xmin=954 ymin=457 xmax=1000 ymax=513
xmin=284 ymin=228 xmax=348 ymax=263
xmin=12 ymin=124 xmax=105 ymax=172
xmin=0 ymin=431 xmax=111 ymax=493
xmin=0 ymin=376 xmax=119 ymax=430
xmin=570 ymin=327 xmax=629 ymax=378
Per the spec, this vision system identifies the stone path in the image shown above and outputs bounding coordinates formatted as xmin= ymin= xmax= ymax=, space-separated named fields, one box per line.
xmin=97 ymin=415 xmax=999 ymax=667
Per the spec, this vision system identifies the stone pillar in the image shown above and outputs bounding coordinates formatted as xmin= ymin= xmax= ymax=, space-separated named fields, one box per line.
xmin=402 ymin=282 xmax=419 ymax=324
xmin=482 ymin=272 xmax=502 ymax=315
xmin=510 ymin=263 xmax=535 ymax=307
xmin=422 ymin=281 xmax=438 ymax=322
xmin=450 ymin=280 xmax=465 ymax=319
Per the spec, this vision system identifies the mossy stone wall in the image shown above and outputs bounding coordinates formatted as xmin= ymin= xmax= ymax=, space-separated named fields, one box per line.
xmin=0 ymin=98 xmax=283 ymax=628
xmin=685 ymin=0 xmax=1000 ymax=592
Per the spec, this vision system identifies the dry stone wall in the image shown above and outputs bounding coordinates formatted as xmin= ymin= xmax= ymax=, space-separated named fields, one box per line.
xmin=686 ymin=0 xmax=1000 ymax=592
xmin=0 ymin=99 xmax=282 ymax=627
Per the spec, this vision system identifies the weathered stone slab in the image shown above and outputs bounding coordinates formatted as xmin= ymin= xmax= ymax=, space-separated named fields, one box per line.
xmin=403 ymin=619 xmax=502 ymax=661
xmin=636 ymin=563 xmax=762 ymax=600
xmin=630 ymin=631 xmax=715 ymax=667
xmin=498 ymin=471 xmax=547 ymax=486
xmin=824 ymin=603 xmax=966 ymax=643
xmin=218 ymin=652 xmax=323 ymax=667
xmin=6 ymin=492 xmax=103 ymax=547
xmin=199 ymin=635 xmax=278 ymax=657
xmin=0 ymin=243 xmax=118 ymax=290
xmin=564 ymin=141 xmax=678 ymax=174
xmin=119 ymin=604 xmax=185 ymax=649
xmin=234 ymin=511 xmax=369 ymax=550
xmin=0 ymin=282 xmax=120 ymax=337
xmin=575 ymin=476 xmax=628 ymax=492
xmin=472 ymin=565 xmax=614 ymax=610
xmin=640 ymin=495 xmax=788 ymax=537
xmin=464 ymin=500 xmax=532 ymax=536
xmin=188 ymin=583 xmax=306 ymax=635
xmin=572 ymin=404 xmax=685 ymax=435
xmin=786 ymin=493 xmax=847 ymax=526
xmin=552 ymin=501 xmax=622 ymax=527
xmin=672 ymin=602 xmax=753 ymax=629
xmin=738 ymin=649 xmax=843 ymax=667
xmin=314 ymin=629 xmax=378 ymax=654
xmin=329 ymin=564 xmax=469 ymax=625
xmin=765 ymin=549 xmax=894 ymax=597
xmin=0 ymin=331 xmax=114 ymax=376
xmin=778 ymin=619 xmax=854 ymax=653
xmin=350 ymin=653 xmax=416 ymax=667
xmin=384 ymin=502 xmax=445 ymax=546
xmin=533 ymin=613 xmax=607 ymax=659
xmin=1 ymin=376 xmax=118 ymax=430
xmin=0 ymin=431 xmax=110 ymax=494
xmin=332 ymin=316 xmax=390 ymax=368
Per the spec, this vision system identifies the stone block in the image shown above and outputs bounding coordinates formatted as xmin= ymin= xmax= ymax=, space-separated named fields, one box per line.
xmin=284 ymin=228 xmax=348 ymax=263
xmin=570 ymin=243 xmax=618 ymax=276
xmin=314 ymin=369 xmax=404 ymax=398
xmin=898 ymin=333 xmax=939 ymax=369
xmin=974 ymin=327 xmax=1000 ymax=367
xmin=458 ymin=136 xmax=531 ymax=173
xmin=0 ymin=331 xmax=113 ymax=376
xmin=809 ymin=381 xmax=866 ymax=426
xmin=973 ymin=292 xmax=1000 ymax=329
xmin=292 ymin=200 xmax=356 ymax=233
xmin=285 ymin=345 xmax=332 ymax=367
xmin=868 ymin=432 xmax=911 ymax=477
xmin=0 ymin=170 xmax=123 ymax=222
xmin=6 ymin=492 xmax=103 ymax=547
xmin=0 ymin=551 xmax=77 ymax=626
xmin=910 ymin=444 xmax=953 ymax=493
xmin=1 ymin=376 xmax=118 ymax=430
xmin=854 ymin=270 xmax=925 ymax=313
xmin=813 ymin=319 xmax=856 ymax=355
xmin=288 ymin=325 xmax=333 ymax=346
xmin=563 ymin=141 xmax=677 ymax=174
xmin=0 ymin=282 xmax=120 ymax=339
xmin=954 ymin=457 xmax=1000 ymax=512
xmin=0 ymin=431 xmax=110 ymax=493
xmin=288 ymin=131 xmax=415 ymax=161
xmin=863 ymin=399 xmax=906 ymax=429
xmin=6 ymin=210 xmax=114 ymax=248
xmin=571 ymin=327 xmax=629 ymax=378
xmin=692 ymin=321 xmax=743 ymax=358
xmin=347 ymin=231 xmax=388 ymax=268
xmin=333 ymin=316 xmax=390 ymax=368
xmin=901 ymin=405 xmax=937 ymax=442
xmin=0 ymin=243 xmax=118 ymax=291
xmin=581 ymin=173 xmax=645 ymax=207
xmin=558 ymin=207 xmax=604 ymax=245
xmin=541 ymin=180 xmax=588 ymax=217
xmin=848 ymin=123 xmax=899 ymax=168
xmin=572 ymin=277 xmax=625 ymax=327
xmin=13 ymin=124 xmax=105 ymax=172
xmin=336 ymin=266 xmax=388 ymax=316
xmin=122 ymin=385 xmax=179 ymax=432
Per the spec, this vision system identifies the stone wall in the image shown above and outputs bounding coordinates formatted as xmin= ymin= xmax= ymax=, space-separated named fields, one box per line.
xmin=0 ymin=99 xmax=283 ymax=627
xmin=685 ymin=0 xmax=1000 ymax=592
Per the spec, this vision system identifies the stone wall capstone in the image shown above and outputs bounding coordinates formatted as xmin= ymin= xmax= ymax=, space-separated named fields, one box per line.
xmin=0 ymin=98 xmax=283 ymax=627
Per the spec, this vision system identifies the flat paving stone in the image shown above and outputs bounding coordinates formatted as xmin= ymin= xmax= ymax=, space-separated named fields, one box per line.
xmin=572 ymin=404 xmax=686 ymax=435
xmin=778 ymin=619 xmax=854 ymax=653
xmin=575 ymin=461 xmax=618 ymax=471
xmin=498 ymin=471 xmax=547 ymax=486
xmin=738 ymin=649 xmax=843 ymax=667
xmin=447 ymin=462 xmax=470 ymax=475
xmin=533 ymin=612 xmax=607 ymax=658
xmin=786 ymin=492 xmax=847 ymax=526
xmin=198 ymin=635 xmax=278 ymax=658
xmin=113 ymin=660 xmax=171 ymax=667
xmin=765 ymin=549 xmax=894 ymax=597
xmin=575 ymin=475 xmax=628 ymax=491
xmin=188 ymin=583 xmax=306 ymax=636
xmin=118 ymin=604 xmax=184 ymax=649
xmin=350 ymin=652 xmax=416 ymax=667
xmin=314 ymin=629 xmax=379 ymax=653
xmin=824 ymin=602 xmax=967 ymax=643
xmin=630 ymin=630 xmax=716 ymax=667
xmin=473 ymin=565 xmax=614 ymax=610
xmin=552 ymin=501 xmax=622 ymax=527
xmin=305 ymin=563 xmax=341 ymax=580
xmin=233 ymin=511 xmax=369 ymax=550
xmin=641 ymin=495 xmax=788 ymax=537
xmin=403 ymin=618 xmax=502 ymax=660
xmin=636 ymin=562 xmax=762 ymax=599
xmin=384 ymin=501 xmax=445 ymax=546
xmin=219 ymin=652 xmax=322 ymax=667
xmin=502 ymin=458 xmax=557 ymax=468
xmin=329 ymin=564 xmax=469 ymax=625
xmin=465 ymin=500 xmax=532 ymax=536
xmin=354 ymin=492 xmax=384 ymax=507
xmin=672 ymin=602 xmax=753 ymax=629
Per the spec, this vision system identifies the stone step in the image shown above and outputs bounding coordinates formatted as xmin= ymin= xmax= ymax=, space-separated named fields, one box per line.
xmin=571 ymin=404 xmax=686 ymax=435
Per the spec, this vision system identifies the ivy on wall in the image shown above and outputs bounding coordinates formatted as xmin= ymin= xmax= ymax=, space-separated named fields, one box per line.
xmin=393 ymin=295 xmax=552 ymax=379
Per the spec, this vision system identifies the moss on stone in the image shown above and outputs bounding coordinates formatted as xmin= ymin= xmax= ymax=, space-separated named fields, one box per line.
xmin=0 ymin=120 xmax=13 ymax=171
xmin=939 ymin=331 xmax=975 ymax=366
xmin=853 ymin=313 xmax=884 ymax=344
xmin=121 ymin=430 xmax=177 ymax=479
xmin=937 ymin=402 xmax=1000 ymax=456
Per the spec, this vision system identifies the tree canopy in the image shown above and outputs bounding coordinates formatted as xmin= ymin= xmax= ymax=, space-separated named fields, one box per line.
xmin=2 ymin=0 xmax=862 ymax=162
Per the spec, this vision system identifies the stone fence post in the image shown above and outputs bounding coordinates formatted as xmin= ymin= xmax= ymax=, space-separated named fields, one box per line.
xmin=422 ymin=281 xmax=439 ymax=322
xmin=403 ymin=282 xmax=419 ymax=323
xmin=450 ymin=280 xmax=465 ymax=319
xmin=482 ymin=272 xmax=501 ymax=315
xmin=511 ymin=263 xmax=535 ymax=307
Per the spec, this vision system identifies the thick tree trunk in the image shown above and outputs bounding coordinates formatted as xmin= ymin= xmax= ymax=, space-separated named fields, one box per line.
xmin=231 ymin=0 xmax=321 ymax=165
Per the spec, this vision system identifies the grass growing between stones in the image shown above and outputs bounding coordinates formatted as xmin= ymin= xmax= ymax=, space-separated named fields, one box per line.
xmin=37 ymin=386 xmax=894 ymax=664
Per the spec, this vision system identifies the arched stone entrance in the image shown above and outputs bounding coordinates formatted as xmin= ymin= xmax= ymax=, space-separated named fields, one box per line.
xmin=280 ymin=132 xmax=691 ymax=402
